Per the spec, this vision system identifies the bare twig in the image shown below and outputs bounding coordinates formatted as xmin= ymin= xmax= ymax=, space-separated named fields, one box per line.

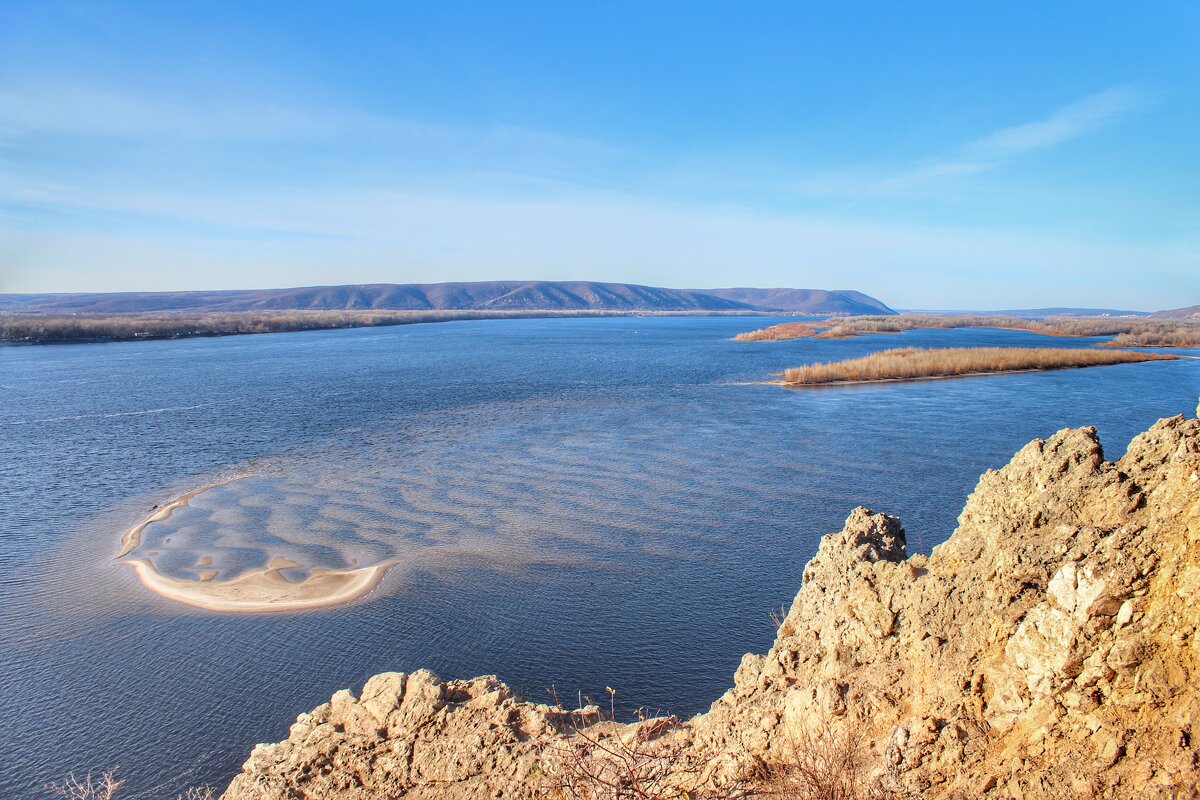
xmin=45 ymin=770 xmax=124 ymax=800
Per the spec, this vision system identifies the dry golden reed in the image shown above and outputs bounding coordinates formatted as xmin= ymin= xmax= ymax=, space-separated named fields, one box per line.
xmin=777 ymin=346 xmax=1175 ymax=386
xmin=735 ymin=314 xmax=1200 ymax=348
xmin=733 ymin=321 xmax=827 ymax=341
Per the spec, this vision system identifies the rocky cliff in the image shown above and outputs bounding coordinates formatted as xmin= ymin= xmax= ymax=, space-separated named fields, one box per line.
xmin=223 ymin=404 xmax=1200 ymax=800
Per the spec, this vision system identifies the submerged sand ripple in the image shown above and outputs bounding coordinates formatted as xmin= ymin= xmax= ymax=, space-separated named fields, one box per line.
xmin=119 ymin=478 xmax=397 ymax=613
xmin=116 ymin=395 xmax=883 ymax=615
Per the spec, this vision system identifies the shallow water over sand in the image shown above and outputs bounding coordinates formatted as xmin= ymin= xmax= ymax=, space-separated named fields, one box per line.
xmin=1 ymin=316 xmax=1196 ymax=797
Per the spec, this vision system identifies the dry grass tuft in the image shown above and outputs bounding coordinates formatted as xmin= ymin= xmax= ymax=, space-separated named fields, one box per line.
xmin=770 ymin=604 xmax=792 ymax=635
xmin=759 ymin=717 xmax=902 ymax=800
xmin=777 ymin=347 xmax=1174 ymax=386
xmin=538 ymin=688 xmax=749 ymax=800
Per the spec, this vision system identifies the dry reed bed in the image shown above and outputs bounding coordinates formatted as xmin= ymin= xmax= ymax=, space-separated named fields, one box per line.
xmin=777 ymin=346 xmax=1176 ymax=386
xmin=735 ymin=314 xmax=1200 ymax=347
xmin=1104 ymin=330 xmax=1200 ymax=348
xmin=732 ymin=321 xmax=826 ymax=341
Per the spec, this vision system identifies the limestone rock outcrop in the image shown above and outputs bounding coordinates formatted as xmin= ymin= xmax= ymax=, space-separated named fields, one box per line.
xmin=224 ymin=404 xmax=1200 ymax=800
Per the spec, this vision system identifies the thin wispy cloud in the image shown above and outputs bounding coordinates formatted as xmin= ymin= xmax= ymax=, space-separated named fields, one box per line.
xmin=800 ymin=85 xmax=1148 ymax=198
xmin=871 ymin=160 xmax=993 ymax=192
xmin=969 ymin=85 xmax=1144 ymax=157
xmin=0 ymin=79 xmax=620 ymax=165
xmin=0 ymin=82 xmax=356 ymax=141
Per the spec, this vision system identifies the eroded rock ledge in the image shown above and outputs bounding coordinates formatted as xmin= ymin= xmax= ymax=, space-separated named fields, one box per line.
xmin=224 ymin=404 xmax=1200 ymax=800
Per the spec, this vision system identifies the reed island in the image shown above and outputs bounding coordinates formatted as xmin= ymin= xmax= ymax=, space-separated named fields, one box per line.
xmin=774 ymin=346 xmax=1176 ymax=386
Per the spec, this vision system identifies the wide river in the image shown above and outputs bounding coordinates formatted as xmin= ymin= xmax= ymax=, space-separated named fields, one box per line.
xmin=1 ymin=316 xmax=1196 ymax=798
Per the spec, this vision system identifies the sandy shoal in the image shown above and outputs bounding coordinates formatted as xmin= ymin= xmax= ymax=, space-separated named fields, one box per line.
xmin=124 ymin=557 xmax=396 ymax=613
xmin=118 ymin=475 xmax=253 ymax=557
xmin=119 ymin=474 xmax=396 ymax=612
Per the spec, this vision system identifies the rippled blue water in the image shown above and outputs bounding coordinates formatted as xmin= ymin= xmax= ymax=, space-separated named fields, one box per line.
xmin=0 ymin=316 xmax=1196 ymax=798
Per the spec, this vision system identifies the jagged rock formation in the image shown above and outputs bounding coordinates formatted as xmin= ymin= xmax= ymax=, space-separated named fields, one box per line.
xmin=224 ymin=404 xmax=1200 ymax=800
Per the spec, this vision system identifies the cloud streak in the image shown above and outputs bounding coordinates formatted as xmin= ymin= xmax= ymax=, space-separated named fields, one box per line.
xmin=798 ymin=85 xmax=1148 ymax=198
xmin=969 ymin=85 xmax=1144 ymax=157
xmin=0 ymin=79 xmax=621 ymax=167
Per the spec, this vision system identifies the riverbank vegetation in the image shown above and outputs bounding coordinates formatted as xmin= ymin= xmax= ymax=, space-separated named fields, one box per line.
xmin=777 ymin=347 xmax=1176 ymax=386
xmin=732 ymin=321 xmax=826 ymax=341
xmin=736 ymin=314 xmax=1200 ymax=348
xmin=0 ymin=309 xmax=766 ymax=344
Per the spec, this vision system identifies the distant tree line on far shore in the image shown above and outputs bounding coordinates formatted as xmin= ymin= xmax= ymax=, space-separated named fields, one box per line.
xmin=0 ymin=309 xmax=760 ymax=344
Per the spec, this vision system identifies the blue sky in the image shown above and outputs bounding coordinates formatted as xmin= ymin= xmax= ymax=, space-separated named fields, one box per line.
xmin=1 ymin=1 xmax=1197 ymax=309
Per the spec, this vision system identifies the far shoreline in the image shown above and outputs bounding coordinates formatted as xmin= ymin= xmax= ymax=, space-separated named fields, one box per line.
xmin=1 ymin=309 xmax=780 ymax=346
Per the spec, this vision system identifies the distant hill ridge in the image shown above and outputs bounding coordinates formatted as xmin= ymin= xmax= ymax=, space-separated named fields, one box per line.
xmin=696 ymin=287 xmax=893 ymax=314
xmin=897 ymin=307 xmax=1150 ymax=319
xmin=1150 ymin=304 xmax=1200 ymax=320
xmin=0 ymin=281 xmax=895 ymax=315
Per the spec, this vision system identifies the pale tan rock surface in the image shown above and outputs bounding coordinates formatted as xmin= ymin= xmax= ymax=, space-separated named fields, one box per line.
xmin=224 ymin=404 xmax=1200 ymax=800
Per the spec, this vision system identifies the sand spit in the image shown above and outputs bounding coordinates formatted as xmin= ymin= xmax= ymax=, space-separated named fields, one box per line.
xmin=124 ymin=557 xmax=396 ymax=613
xmin=118 ymin=475 xmax=254 ymax=557
xmin=118 ymin=475 xmax=397 ymax=612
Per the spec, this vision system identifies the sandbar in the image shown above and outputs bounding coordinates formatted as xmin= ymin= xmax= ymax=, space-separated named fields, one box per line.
xmin=118 ymin=475 xmax=254 ymax=557
xmin=119 ymin=474 xmax=397 ymax=612
xmin=124 ymin=557 xmax=396 ymax=613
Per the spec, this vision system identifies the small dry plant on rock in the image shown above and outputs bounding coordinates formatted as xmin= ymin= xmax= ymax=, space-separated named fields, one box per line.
xmin=176 ymin=789 xmax=217 ymax=800
xmin=770 ymin=604 xmax=793 ymax=635
xmin=46 ymin=771 xmax=124 ymax=800
xmin=759 ymin=717 xmax=898 ymax=800
xmin=45 ymin=769 xmax=215 ymax=800
xmin=539 ymin=688 xmax=748 ymax=800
